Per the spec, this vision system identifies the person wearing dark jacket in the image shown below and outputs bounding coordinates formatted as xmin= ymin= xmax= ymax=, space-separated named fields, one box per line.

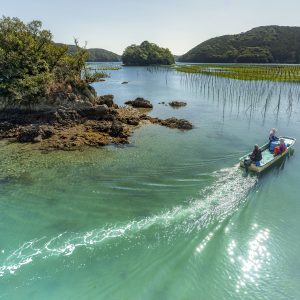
xmin=250 ymin=144 xmax=262 ymax=166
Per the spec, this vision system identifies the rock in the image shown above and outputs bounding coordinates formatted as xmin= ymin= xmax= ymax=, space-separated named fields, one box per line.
xmin=81 ymin=86 xmax=95 ymax=102
xmin=160 ymin=117 xmax=192 ymax=130
xmin=54 ymin=108 xmax=80 ymax=123
xmin=67 ymin=93 xmax=77 ymax=101
xmin=126 ymin=117 xmax=139 ymax=126
xmin=88 ymin=85 xmax=97 ymax=97
xmin=41 ymin=127 xmax=54 ymax=139
xmin=97 ymin=95 xmax=114 ymax=107
xmin=169 ymin=101 xmax=187 ymax=107
xmin=77 ymin=105 xmax=109 ymax=120
xmin=121 ymin=81 xmax=129 ymax=84
xmin=158 ymin=102 xmax=165 ymax=105
xmin=110 ymin=120 xmax=123 ymax=137
xmin=91 ymin=122 xmax=111 ymax=133
xmin=0 ymin=121 xmax=15 ymax=133
xmin=17 ymin=125 xmax=41 ymax=143
xmin=33 ymin=135 xmax=43 ymax=143
xmin=125 ymin=97 xmax=153 ymax=108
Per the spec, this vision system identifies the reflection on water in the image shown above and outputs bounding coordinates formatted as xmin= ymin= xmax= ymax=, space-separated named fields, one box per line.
xmin=146 ymin=65 xmax=300 ymax=124
xmin=227 ymin=225 xmax=271 ymax=294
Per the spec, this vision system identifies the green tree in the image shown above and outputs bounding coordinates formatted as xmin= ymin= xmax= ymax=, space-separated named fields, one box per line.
xmin=0 ymin=17 xmax=92 ymax=107
xmin=122 ymin=41 xmax=174 ymax=66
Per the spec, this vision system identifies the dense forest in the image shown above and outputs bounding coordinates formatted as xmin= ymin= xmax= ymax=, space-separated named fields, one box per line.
xmin=179 ymin=26 xmax=300 ymax=63
xmin=122 ymin=41 xmax=174 ymax=66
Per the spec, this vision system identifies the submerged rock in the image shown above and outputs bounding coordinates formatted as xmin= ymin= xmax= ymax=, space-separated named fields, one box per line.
xmin=169 ymin=101 xmax=187 ymax=107
xmin=125 ymin=97 xmax=153 ymax=108
xmin=160 ymin=117 xmax=192 ymax=130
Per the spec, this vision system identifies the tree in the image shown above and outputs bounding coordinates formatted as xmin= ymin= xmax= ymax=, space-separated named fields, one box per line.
xmin=122 ymin=41 xmax=174 ymax=66
xmin=0 ymin=16 xmax=92 ymax=107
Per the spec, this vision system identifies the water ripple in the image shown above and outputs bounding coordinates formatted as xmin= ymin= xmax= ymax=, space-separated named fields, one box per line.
xmin=0 ymin=165 xmax=257 ymax=277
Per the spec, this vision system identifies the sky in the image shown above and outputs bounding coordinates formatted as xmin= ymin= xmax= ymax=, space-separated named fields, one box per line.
xmin=1 ymin=0 xmax=299 ymax=55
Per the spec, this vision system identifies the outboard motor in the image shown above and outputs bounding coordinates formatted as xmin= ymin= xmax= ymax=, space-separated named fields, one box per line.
xmin=243 ymin=157 xmax=252 ymax=171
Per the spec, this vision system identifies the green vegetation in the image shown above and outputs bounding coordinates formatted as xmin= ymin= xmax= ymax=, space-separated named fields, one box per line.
xmin=122 ymin=41 xmax=175 ymax=66
xmin=0 ymin=17 xmax=103 ymax=106
xmin=86 ymin=65 xmax=121 ymax=71
xmin=175 ymin=64 xmax=300 ymax=82
xmin=179 ymin=26 xmax=300 ymax=63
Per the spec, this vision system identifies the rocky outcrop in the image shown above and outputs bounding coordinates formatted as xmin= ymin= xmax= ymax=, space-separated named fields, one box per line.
xmin=0 ymin=95 xmax=193 ymax=150
xmin=17 ymin=125 xmax=54 ymax=143
xmin=140 ymin=115 xmax=193 ymax=130
xmin=77 ymin=104 xmax=109 ymax=120
xmin=160 ymin=117 xmax=192 ymax=130
xmin=169 ymin=101 xmax=187 ymax=107
xmin=125 ymin=98 xmax=153 ymax=108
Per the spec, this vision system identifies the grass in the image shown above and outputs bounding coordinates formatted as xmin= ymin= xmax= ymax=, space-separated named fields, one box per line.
xmin=175 ymin=64 xmax=300 ymax=82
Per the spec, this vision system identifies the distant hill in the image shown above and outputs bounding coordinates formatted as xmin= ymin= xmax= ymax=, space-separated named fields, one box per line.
xmin=179 ymin=26 xmax=300 ymax=64
xmin=86 ymin=48 xmax=121 ymax=62
xmin=57 ymin=44 xmax=121 ymax=62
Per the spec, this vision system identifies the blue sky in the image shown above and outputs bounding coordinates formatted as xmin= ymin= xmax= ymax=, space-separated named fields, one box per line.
xmin=1 ymin=0 xmax=299 ymax=55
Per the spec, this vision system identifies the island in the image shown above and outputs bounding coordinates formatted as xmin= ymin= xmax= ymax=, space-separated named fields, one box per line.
xmin=122 ymin=41 xmax=175 ymax=66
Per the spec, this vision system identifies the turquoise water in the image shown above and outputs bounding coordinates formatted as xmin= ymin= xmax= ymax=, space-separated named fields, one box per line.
xmin=1 ymin=64 xmax=300 ymax=299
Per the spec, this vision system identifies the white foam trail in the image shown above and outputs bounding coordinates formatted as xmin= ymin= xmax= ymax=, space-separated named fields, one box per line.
xmin=0 ymin=166 xmax=257 ymax=277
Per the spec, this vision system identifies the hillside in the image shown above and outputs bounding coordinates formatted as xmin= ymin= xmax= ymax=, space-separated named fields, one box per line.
xmin=59 ymin=44 xmax=121 ymax=62
xmin=179 ymin=26 xmax=300 ymax=63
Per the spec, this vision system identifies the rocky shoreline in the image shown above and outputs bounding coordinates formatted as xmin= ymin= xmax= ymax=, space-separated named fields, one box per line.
xmin=0 ymin=96 xmax=192 ymax=151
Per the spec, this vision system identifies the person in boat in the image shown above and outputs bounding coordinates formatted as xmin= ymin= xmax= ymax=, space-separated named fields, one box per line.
xmin=269 ymin=128 xmax=279 ymax=152
xmin=269 ymin=128 xmax=279 ymax=143
xmin=250 ymin=144 xmax=262 ymax=166
xmin=274 ymin=138 xmax=287 ymax=156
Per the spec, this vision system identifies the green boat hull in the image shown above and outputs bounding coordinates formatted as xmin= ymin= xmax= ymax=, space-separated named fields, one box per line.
xmin=240 ymin=136 xmax=296 ymax=173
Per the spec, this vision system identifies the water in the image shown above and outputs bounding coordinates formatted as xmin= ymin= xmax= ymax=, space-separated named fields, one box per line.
xmin=0 ymin=64 xmax=300 ymax=299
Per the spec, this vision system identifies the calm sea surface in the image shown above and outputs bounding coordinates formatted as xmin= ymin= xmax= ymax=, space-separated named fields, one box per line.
xmin=0 ymin=64 xmax=299 ymax=299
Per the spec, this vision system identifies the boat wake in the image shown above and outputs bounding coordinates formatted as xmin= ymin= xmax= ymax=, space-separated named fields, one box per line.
xmin=0 ymin=165 xmax=257 ymax=277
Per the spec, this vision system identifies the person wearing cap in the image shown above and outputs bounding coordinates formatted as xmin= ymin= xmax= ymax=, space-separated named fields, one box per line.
xmin=274 ymin=138 xmax=287 ymax=156
xmin=250 ymin=144 xmax=262 ymax=166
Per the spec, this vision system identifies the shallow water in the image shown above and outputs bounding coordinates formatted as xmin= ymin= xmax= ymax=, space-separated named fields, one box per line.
xmin=0 ymin=64 xmax=300 ymax=299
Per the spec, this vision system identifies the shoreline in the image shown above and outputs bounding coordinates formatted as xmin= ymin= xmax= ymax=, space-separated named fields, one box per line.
xmin=0 ymin=97 xmax=192 ymax=152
